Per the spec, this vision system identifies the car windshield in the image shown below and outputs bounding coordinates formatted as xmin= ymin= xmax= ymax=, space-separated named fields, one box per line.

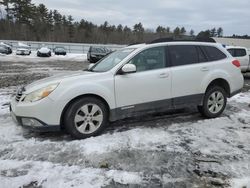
xmin=90 ymin=48 xmax=135 ymax=72
xmin=19 ymin=46 xmax=29 ymax=49
xmin=91 ymin=47 xmax=108 ymax=53
xmin=56 ymin=47 xmax=65 ymax=50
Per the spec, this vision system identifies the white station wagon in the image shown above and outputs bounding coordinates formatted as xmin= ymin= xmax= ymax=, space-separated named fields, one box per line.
xmin=10 ymin=40 xmax=244 ymax=139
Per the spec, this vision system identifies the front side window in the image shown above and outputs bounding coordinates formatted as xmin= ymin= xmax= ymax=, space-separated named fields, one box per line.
xmin=169 ymin=45 xmax=198 ymax=66
xmin=128 ymin=47 xmax=166 ymax=72
xmin=90 ymin=48 xmax=135 ymax=72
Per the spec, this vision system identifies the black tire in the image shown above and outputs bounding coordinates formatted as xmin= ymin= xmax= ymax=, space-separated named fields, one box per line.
xmin=198 ymin=86 xmax=227 ymax=118
xmin=63 ymin=97 xmax=109 ymax=139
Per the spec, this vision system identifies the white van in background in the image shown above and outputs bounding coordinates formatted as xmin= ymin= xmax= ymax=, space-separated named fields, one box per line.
xmin=226 ymin=46 xmax=250 ymax=72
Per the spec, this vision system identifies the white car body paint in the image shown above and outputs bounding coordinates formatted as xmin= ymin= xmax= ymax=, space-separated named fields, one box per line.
xmin=10 ymin=41 xmax=244 ymax=128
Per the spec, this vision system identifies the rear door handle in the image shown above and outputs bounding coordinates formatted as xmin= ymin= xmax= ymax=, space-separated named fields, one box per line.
xmin=159 ymin=72 xmax=169 ymax=78
xmin=201 ymin=67 xmax=209 ymax=72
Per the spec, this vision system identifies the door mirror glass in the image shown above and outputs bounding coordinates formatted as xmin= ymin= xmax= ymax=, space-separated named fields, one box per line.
xmin=121 ymin=64 xmax=136 ymax=74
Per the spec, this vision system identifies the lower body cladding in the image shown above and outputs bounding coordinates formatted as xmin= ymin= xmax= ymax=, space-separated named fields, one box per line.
xmin=110 ymin=94 xmax=204 ymax=121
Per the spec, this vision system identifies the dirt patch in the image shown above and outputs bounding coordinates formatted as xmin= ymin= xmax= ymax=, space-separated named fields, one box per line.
xmin=0 ymin=60 xmax=89 ymax=88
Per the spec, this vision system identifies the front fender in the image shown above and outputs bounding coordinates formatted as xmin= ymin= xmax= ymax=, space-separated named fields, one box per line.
xmin=51 ymin=82 xmax=116 ymax=109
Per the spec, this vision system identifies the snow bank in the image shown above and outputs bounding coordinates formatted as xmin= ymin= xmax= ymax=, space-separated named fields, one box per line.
xmin=231 ymin=178 xmax=250 ymax=188
xmin=0 ymin=160 xmax=143 ymax=188
xmin=229 ymin=91 xmax=250 ymax=104
xmin=0 ymin=88 xmax=13 ymax=116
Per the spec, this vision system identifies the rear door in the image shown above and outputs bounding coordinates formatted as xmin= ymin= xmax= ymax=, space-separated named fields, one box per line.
xmin=169 ymin=45 xmax=209 ymax=107
xmin=170 ymin=45 xmax=226 ymax=107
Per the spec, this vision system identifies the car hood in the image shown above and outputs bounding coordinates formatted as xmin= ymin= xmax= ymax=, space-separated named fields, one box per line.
xmin=24 ymin=71 xmax=102 ymax=93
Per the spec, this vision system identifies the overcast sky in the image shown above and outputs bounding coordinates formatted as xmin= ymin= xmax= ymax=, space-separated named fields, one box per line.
xmin=32 ymin=0 xmax=249 ymax=35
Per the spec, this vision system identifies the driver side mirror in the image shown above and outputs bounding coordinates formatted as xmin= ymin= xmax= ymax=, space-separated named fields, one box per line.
xmin=88 ymin=63 xmax=95 ymax=70
xmin=121 ymin=64 xmax=136 ymax=74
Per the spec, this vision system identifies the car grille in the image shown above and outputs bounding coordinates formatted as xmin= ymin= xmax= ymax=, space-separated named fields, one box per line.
xmin=15 ymin=86 xmax=25 ymax=102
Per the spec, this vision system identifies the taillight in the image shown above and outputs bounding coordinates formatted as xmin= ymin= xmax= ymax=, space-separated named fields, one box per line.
xmin=232 ymin=60 xmax=240 ymax=68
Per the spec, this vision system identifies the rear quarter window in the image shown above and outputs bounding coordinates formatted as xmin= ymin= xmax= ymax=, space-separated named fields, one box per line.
xmin=202 ymin=46 xmax=227 ymax=61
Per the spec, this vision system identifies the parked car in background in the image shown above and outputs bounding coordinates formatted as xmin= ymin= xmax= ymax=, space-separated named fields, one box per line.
xmin=16 ymin=42 xmax=31 ymax=55
xmin=0 ymin=42 xmax=12 ymax=54
xmin=37 ymin=47 xmax=51 ymax=57
xmin=10 ymin=40 xmax=244 ymax=139
xmin=226 ymin=46 xmax=250 ymax=72
xmin=87 ymin=46 xmax=112 ymax=63
xmin=54 ymin=47 xmax=67 ymax=56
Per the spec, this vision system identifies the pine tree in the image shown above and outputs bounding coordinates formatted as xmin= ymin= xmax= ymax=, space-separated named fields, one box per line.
xmin=180 ymin=27 xmax=186 ymax=35
xmin=190 ymin=29 xmax=194 ymax=36
xmin=12 ymin=0 xmax=35 ymax=24
xmin=173 ymin=27 xmax=180 ymax=36
xmin=210 ymin=28 xmax=217 ymax=37
xmin=217 ymin=27 xmax=223 ymax=37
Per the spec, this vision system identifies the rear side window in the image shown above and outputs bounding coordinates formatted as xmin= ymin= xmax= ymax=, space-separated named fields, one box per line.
xmin=169 ymin=45 xmax=198 ymax=66
xmin=197 ymin=46 xmax=208 ymax=63
xmin=202 ymin=46 xmax=227 ymax=61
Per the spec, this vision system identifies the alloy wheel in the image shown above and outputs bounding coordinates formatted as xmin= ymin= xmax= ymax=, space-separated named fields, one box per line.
xmin=74 ymin=103 xmax=103 ymax=134
xmin=207 ymin=91 xmax=225 ymax=114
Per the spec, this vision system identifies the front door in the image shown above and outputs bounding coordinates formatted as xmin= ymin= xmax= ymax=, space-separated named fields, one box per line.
xmin=114 ymin=46 xmax=172 ymax=116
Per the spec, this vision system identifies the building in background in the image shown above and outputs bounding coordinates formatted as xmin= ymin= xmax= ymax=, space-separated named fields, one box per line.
xmin=214 ymin=37 xmax=250 ymax=51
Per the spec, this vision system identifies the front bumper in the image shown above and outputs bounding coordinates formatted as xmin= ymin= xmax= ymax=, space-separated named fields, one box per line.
xmin=16 ymin=51 xmax=30 ymax=55
xmin=10 ymin=97 xmax=61 ymax=132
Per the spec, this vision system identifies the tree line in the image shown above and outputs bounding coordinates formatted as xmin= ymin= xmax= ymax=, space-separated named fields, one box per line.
xmin=1 ymin=0 xmax=245 ymax=44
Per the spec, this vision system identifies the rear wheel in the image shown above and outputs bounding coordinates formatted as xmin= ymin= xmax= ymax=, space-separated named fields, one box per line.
xmin=198 ymin=86 xmax=227 ymax=118
xmin=64 ymin=97 xmax=108 ymax=139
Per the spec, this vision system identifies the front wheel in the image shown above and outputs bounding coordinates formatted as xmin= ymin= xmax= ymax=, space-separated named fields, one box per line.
xmin=198 ymin=86 xmax=227 ymax=118
xmin=64 ymin=97 xmax=109 ymax=139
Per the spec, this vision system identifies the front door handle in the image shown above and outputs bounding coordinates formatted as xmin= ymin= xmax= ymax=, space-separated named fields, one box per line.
xmin=159 ymin=73 xmax=169 ymax=78
xmin=201 ymin=67 xmax=209 ymax=72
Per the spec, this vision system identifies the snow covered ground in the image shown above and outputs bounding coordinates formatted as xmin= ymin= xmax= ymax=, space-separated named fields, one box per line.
xmin=0 ymin=60 xmax=250 ymax=187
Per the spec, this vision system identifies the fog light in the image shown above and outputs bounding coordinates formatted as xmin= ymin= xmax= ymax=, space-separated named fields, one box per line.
xmin=21 ymin=118 xmax=43 ymax=127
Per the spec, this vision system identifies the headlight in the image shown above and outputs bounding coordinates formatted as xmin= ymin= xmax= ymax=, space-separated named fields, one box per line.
xmin=23 ymin=83 xmax=59 ymax=102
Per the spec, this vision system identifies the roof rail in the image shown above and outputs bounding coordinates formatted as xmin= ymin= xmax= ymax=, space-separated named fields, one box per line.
xmin=148 ymin=37 xmax=216 ymax=44
xmin=128 ymin=42 xmax=142 ymax=46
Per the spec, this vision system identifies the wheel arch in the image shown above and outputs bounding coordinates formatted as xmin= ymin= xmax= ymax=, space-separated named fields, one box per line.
xmin=205 ymin=78 xmax=231 ymax=97
xmin=60 ymin=93 xmax=111 ymax=129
